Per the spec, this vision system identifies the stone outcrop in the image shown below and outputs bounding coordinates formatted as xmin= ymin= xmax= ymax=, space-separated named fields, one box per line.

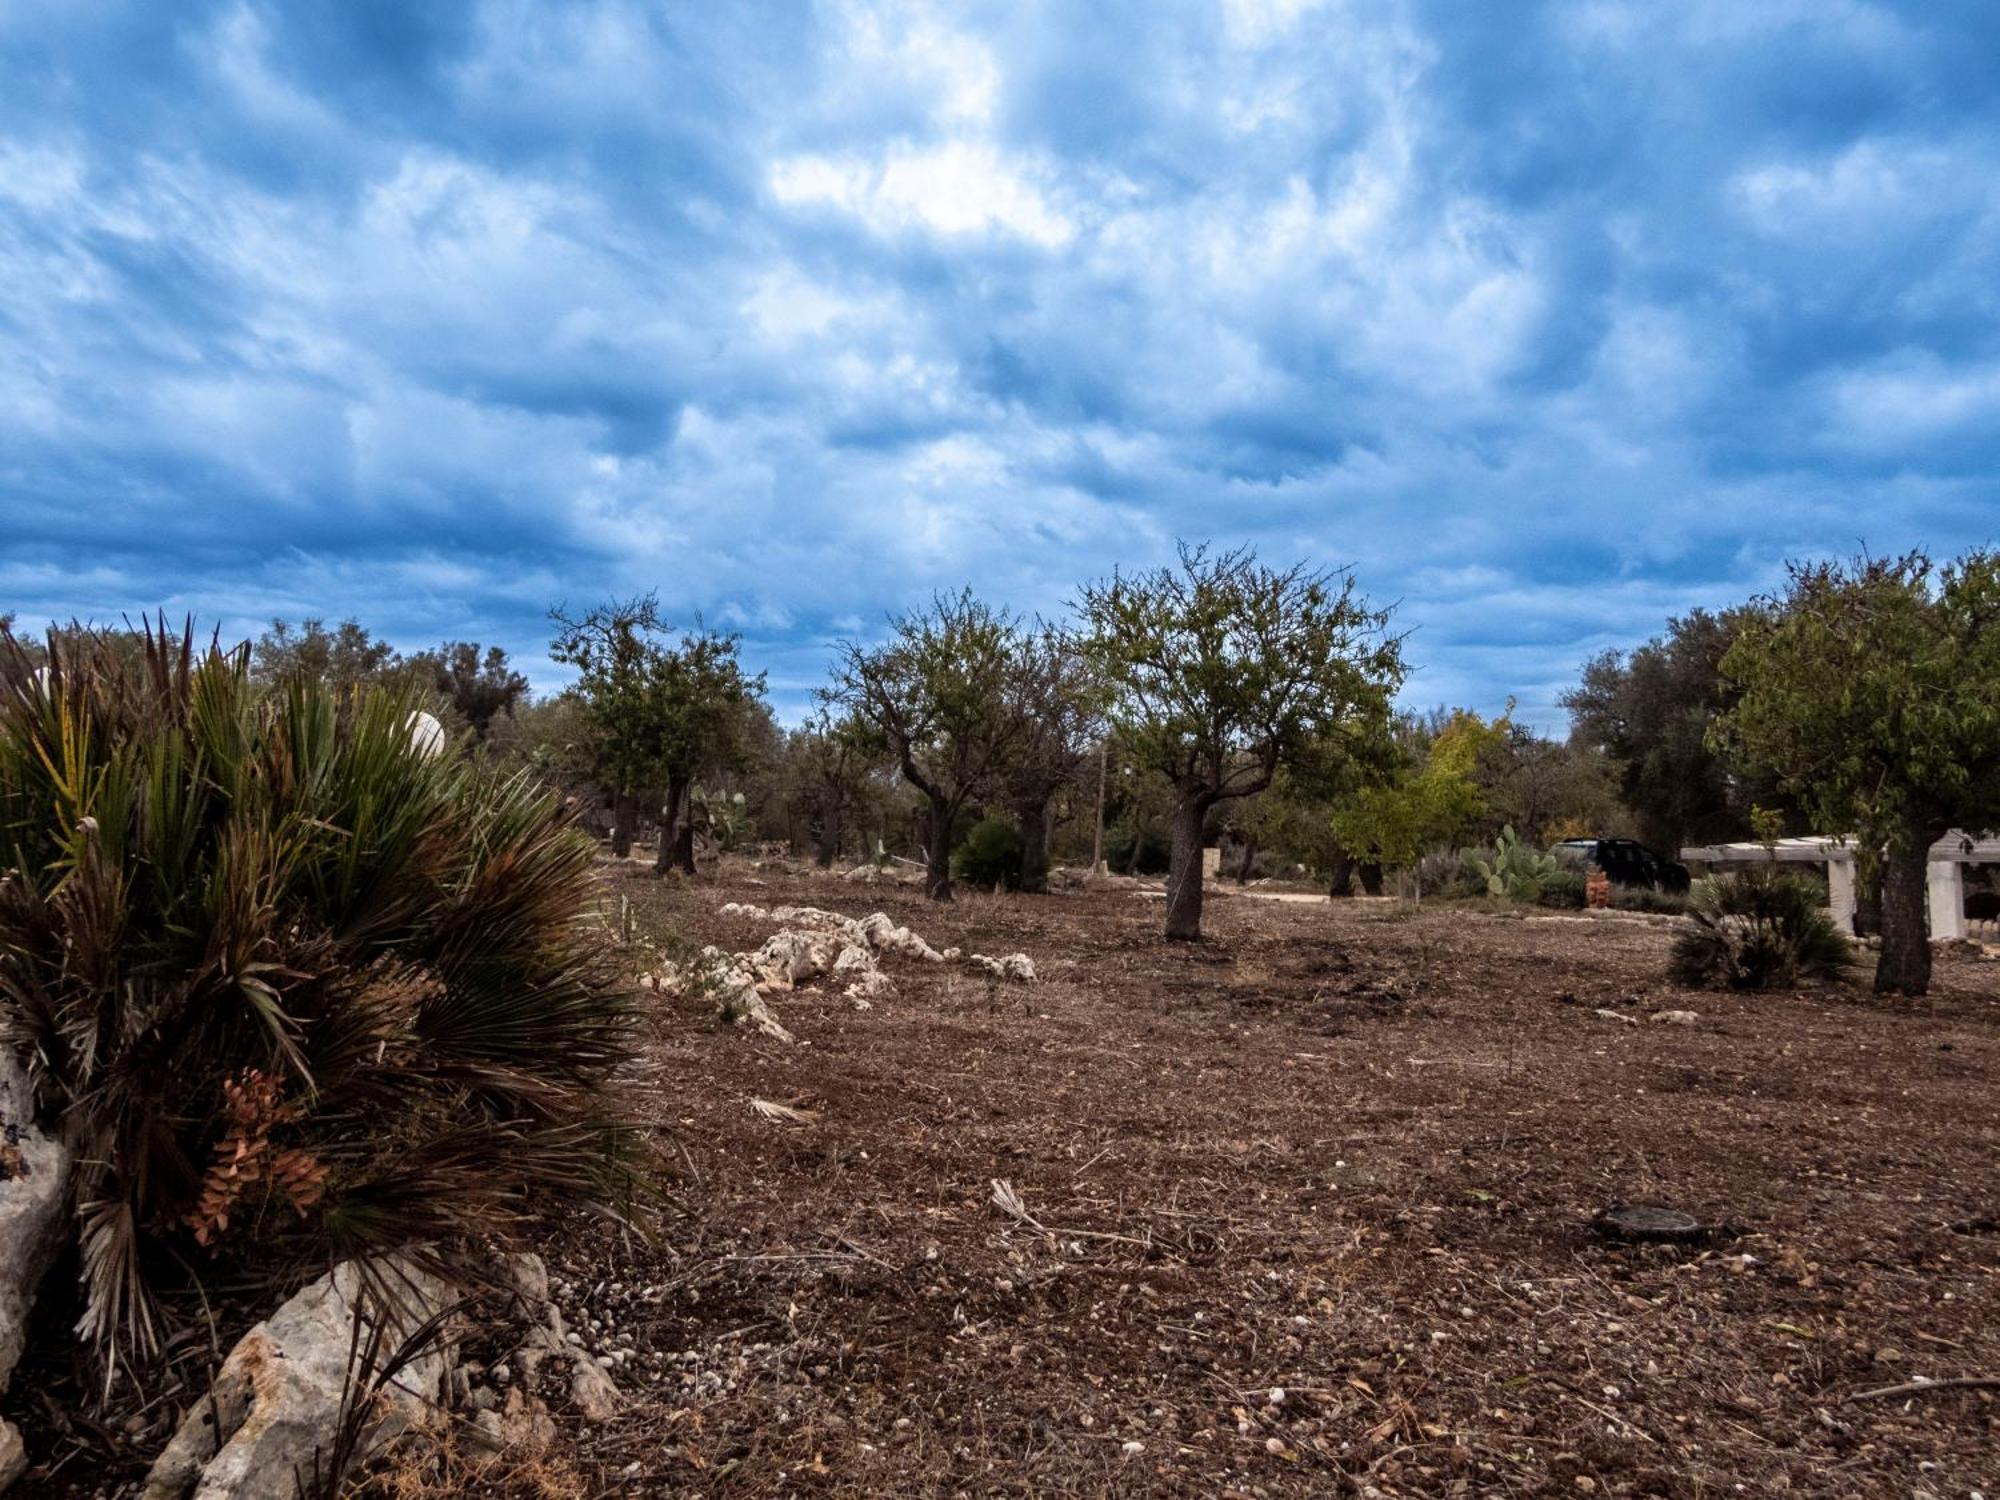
xmin=0 ymin=1048 xmax=70 ymax=1493
xmin=142 ymin=1258 xmax=450 ymax=1500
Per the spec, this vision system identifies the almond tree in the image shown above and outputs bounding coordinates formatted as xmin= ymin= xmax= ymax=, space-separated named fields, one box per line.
xmin=998 ymin=625 xmax=1103 ymax=893
xmin=1080 ymin=544 xmax=1403 ymax=940
xmin=826 ymin=591 xmax=1022 ymax=901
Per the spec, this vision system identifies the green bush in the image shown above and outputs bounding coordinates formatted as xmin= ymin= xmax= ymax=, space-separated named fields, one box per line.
xmin=1612 ymin=886 xmax=1688 ymax=915
xmin=1669 ymin=868 xmax=1852 ymax=989
xmin=1538 ymin=870 xmax=1587 ymax=908
xmin=0 ymin=625 xmax=643 ymax=1369
xmin=1104 ymin=818 xmax=1171 ymax=875
xmin=953 ymin=814 xmax=1024 ymax=889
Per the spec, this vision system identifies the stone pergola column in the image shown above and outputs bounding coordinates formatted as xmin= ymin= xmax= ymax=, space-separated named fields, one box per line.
xmin=1928 ymin=858 xmax=1966 ymax=942
xmin=1826 ymin=857 xmax=1857 ymax=935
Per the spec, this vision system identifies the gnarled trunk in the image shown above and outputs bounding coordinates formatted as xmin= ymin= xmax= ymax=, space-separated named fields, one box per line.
xmin=1235 ymin=833 xmax=1258 ymax=886
xmin=610 ymin=789 xmax=636 ymax=858
xmin=1326 ymin=844 xmax=1355 ymax=898
xmin=654 ymin=776 xmax=696 ymax=876
xmin=924 ymin=797 xmax=954 ymax=902
xmin=1017 ymin=799 xmax=1051 ymax=895
xmin=1875 ymin=824 xmax=1934 ymax=996
xmin=1357 ymin=861 xmax=1385 ymax=897
xmin=813 ymin=811 xmax=841 ymax=868
xmin=1164 ymin=794 xmax=1213 ymax=941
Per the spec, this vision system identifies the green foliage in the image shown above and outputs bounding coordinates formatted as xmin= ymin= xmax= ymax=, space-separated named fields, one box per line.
xmin=252 ymin=617 xmax=405 ymax=692
xmin=1538 ymin=870 xmax=1587 ymax=908
xmin=1332 ymin=710 xmax=1504 ymax=874
xmin=1669 ymin=868 xmax=1853 ymax=989
xmin=1564 ymin=606 xmax=1779 ymax=852
xmin=1080 ymin=545 xmax=1402 ymax=806
xmin=825 ymin=590 xmax=1024 ymax=898
xmin=0 ymin=623 xmax=642 ymax=1371
xmin=689 ymin=783 xmax=749 ymax=850
xmin=953 ymin=815 xmax=1026 ymax=890
xmin=411 ymin=640 xmax=530 ymax=742
xmin=1713 ymin=551 xmax=2000 ymax=995
xmin=1472 ymin=824 xmax=1561 ymax=901
xmin=1103 ymin=816 xmax=1172 ymax=875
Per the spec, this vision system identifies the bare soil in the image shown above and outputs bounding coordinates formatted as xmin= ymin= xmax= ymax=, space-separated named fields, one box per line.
xmin=525 ymin=860 xmax=2000 ymax=1497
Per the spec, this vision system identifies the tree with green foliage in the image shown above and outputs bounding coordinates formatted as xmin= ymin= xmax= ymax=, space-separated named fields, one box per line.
xmin=999 ymin=625 xmax=1103 ymax=893
xmin=1563 ymin=607 xmax=1778 ymax=853
xmin=1330 ymin=709 xmax=1506 ymax=893
xmin=1080 ymin=545 xmax=1402 ymax=940
xmin=1713 ymin=551 xmax=2000 ymax=996
xmin=826 ymin=591 xmax=1023 ymax=901
xmin=251 ymin=617 xmax=404 ymax=692
xmin=412 ymin=640 xmax=531 ymax=742
xmin=648 ymin=628 xmax=766 ymax=877
xmin=548 ymin=595 xmax=671 ymax=857
xmin=780 ymin=711 xmax=886 ymax=866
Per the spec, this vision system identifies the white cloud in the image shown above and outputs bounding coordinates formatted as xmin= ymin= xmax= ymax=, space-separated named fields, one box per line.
xmin=771 ymin=140 xmax=1074 ymax=247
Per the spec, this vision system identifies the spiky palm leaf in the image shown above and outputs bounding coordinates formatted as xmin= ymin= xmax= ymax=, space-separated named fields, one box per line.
xmin=0 ymin=620 xmax=643 ymax=1376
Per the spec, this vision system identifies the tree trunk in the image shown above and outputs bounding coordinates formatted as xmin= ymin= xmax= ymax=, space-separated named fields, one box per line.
xmin=1164 ymin=794 xmax=1213 ymax=941
xmin=1235 ymin=833 xmax=1258 ymax=886
xmin=1327 ymin=844 xmax=1355 ymax=898
xmin=1017 ymin=799 xmax=1051 ymax=895
xmin=610 ymin=789 xmax=636 ymax=858
xmin=813 ymin=811 xmax=840 ymax=868
xmin=654 ymin=777 xmax=695 ymax=876
xmin=925 ymin=798 xmax=954 ymax=902
xmin=1875 ymin=827 xmax=1934 ymax=996
xmin=1358 ymin=861 xmax=1384 ymax=897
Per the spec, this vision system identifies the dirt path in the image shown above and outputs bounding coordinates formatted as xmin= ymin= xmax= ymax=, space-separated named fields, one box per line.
xmin=540 ymin=861 xmax=1999 ymax=1497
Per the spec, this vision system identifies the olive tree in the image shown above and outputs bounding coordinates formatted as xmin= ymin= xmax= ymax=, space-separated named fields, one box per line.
xmin=826 ymin=591 xmax=1022 ymax=901
xmin=1714 ymin=551 xmax=2000 ymax=996
xmin=1080 ymin=545 xmax=1403 ymax=940
xmin=548 ymin=595 xmax=669 ymax=857
xmin=782 ymin=711 xmax=886 ymax=867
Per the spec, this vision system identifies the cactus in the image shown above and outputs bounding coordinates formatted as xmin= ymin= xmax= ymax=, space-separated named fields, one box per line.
xmin=1473 ymin=825 xmax=1561 ymax=902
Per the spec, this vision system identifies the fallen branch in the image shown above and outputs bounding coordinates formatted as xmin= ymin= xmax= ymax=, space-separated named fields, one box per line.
xmin=1841 ymin=1375 xmax=2000 ymax=1404
xmin=989 ymin=1178 xmax=1152 ymax=1248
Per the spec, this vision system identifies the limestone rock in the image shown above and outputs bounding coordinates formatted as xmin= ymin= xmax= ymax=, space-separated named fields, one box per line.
xmin=0 ymin=1049 xmax=69 ymax=1393
xmin=143 ymin=1257 xmax=449 ymax=1500
xmin=969 ymin=952 xmax=1037 ymax=983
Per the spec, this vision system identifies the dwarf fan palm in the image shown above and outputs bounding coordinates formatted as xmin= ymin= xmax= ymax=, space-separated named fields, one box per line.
xmin=0 ymin=621 xmax=643 ymax=1375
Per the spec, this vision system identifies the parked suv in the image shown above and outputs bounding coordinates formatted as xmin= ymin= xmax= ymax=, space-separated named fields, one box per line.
xmin=1551 ymin=837 xmax=1691 ymax=893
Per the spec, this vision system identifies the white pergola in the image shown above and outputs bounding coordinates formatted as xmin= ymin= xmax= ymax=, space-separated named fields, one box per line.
xmin=1679 ymin=832 xmax=2000 ymax=942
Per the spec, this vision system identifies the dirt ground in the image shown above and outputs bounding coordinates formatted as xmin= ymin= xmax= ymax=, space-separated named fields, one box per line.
xmin=482 ymin=858 xmax=1999 ymax=1499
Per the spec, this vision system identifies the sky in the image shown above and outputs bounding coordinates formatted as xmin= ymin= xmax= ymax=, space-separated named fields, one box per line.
xmin=2 ymin=1 xmax=1997 ymax=729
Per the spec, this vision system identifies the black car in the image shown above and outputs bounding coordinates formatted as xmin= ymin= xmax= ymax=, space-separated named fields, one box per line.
xmin=1551 ymin=837 xmax=1691 ymax=893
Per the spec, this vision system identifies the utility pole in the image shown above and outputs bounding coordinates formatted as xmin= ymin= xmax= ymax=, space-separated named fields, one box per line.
xmin=1091 ymin=737 xmax=1109 ymax=875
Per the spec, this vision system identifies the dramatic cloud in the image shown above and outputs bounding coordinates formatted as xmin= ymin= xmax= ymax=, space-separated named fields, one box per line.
xmin=3 ymin=0 xmax=1996 ymax=723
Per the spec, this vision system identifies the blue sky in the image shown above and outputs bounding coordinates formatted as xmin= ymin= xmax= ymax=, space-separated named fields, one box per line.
xmin=3 ymin=1 xmax=1996 ymax=728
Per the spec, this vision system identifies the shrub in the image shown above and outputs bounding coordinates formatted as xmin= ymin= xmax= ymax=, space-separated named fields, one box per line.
xmin=1104 ymin=818 xmax=1171 ymax=875
xmin=0 ymin=624 xmax=643 ymax=1369
xmin=1538 ymin=870 xmax=1587 ymax=908
xmin=1669 ymin=868 xmax=1853 ymax=989
xmin=953 ymin=814 xmax=1024 ymax=889
xmin=1414 ymin=847 xmax=1486 ymax=899
xmin=1612 ymin=886 xmax=1688 ymax=915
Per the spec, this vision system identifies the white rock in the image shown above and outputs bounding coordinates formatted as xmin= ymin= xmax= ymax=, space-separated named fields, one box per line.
xmin=969 ymin=952 xmax=1037 ymax=983
xmin=1592 ymin=1008 xmax=1638 ymax=1025
xmin=142 ymin=1257 xmax=448 ymax=1500
xmin=1651 ymin=1010 xmax=1699 ymax=1025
